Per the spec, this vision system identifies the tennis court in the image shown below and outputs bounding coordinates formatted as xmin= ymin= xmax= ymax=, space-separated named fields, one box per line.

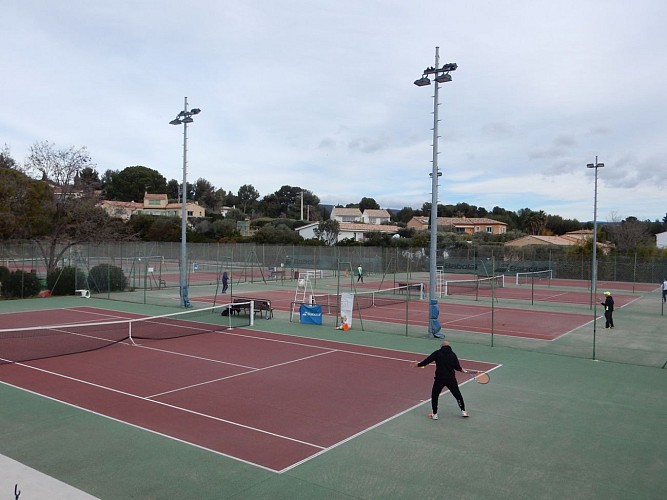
xmin=0 ymin=305 xmax=496 ymax=473
xmin=457 ymin=286 xmax=642 ymax=306
xmin=1 ymin=284 xmax=666 ymax=499
xmin=190 ymin=287 xmax=593 ymax=341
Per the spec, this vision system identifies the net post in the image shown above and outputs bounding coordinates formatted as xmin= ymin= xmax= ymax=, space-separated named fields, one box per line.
xmin=250 ymin=300 xmax=255 ymax=327
xmin=128 ymin=320 xmax=137 ymax=346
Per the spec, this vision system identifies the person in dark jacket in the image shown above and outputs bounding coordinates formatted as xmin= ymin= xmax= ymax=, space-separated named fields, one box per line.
xmin=601 ymin=291 xmax=614 ymax=328
xmin=412 ymin=341 xmax=469 ymax=420
xmin=221 ymin=271 xmax=229 ymax=293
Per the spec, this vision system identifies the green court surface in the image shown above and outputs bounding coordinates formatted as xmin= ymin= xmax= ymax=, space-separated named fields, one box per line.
xmin=1 ymin=294 xmax=666 ymax=499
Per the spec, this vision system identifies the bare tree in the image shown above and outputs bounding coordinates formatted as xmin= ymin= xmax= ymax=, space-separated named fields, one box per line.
xmin=607 ymin=213 xmax=651 ymax=252
xmin=23 ymin=141 xmax=132 ymax=272
xmin=25 ymin=141 xmax=93 ymax=189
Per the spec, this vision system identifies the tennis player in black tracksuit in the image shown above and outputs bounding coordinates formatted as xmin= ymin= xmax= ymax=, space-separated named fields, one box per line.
xmin=412 ymin=341 xmax=468 ymax=419
xmin=601 ymin=291 xmax=614 ymax=328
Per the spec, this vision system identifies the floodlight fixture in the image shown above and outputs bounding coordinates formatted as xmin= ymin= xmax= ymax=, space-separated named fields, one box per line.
xmin=435 ymin=73 xmax=452 ymax=83
xmin=414 ymin=76 xmax=431 ymax=86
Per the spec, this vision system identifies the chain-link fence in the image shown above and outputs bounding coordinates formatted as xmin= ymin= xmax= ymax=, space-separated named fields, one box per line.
xmin=2 ymin=241 xmax=666 ymax=368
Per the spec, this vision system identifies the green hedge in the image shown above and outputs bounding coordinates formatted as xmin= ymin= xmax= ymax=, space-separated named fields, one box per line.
xmin=87 ymin=263 xmax=127 ymax=293
xmin=47 ymin=266 xmax=88 ymax=296
xmin=2 ymin=270 xmax=41 ymax=298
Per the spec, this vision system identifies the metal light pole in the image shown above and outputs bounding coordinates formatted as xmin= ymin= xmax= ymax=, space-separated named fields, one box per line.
xmin=414 ymin=47 xmax=457 ymax=337
xmin=170 ymin=97 xmax=201 ymax=308
xmin=587 ymin=156 xmax=604 ymax=357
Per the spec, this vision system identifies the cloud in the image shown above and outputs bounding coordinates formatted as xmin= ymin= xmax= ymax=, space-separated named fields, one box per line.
xmin=1 ymin=0 xmax=665 ymax=223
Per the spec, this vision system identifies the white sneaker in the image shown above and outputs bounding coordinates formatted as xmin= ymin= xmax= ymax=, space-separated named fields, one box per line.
xmin=428 ymin=413 xmax=438 ymax=420
xmin=461 ymin=410 xmax=469 ymax=418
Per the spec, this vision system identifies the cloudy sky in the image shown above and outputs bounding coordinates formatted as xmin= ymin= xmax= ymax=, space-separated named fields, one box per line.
xmin=3 ymin=1 xmax=665 ymax=222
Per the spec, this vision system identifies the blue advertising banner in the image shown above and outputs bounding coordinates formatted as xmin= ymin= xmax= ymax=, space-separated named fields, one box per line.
xmin=299 ymin=304 xmax=323 ymax=325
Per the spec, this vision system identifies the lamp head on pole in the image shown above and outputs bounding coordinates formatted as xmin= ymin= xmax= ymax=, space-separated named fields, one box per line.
xmin=169 ymin=107 xmax=202 ymax=125
xmin=587 ymin=162 xmax=604 ymax=169
xmin=414 ymin=76 xmax=431 ymax=86
xmin=416 ymin=61 xmax=457 ymax=86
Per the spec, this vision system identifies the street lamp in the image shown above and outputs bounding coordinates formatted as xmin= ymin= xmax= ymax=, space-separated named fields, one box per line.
xmin=170 ymin=97 xmax=201 ymax=308
xmin=587 ymin=156 xmax=604 ymax=357
xmin=414 ymin=47 xmax=457 ymax=338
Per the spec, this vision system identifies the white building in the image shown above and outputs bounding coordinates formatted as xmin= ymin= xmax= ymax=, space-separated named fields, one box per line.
xmin=330 ymin=207 xmax=363 ymax=223
xmin=100 ymin=193 xmax=205 ymax=222
xmin=296 ymin=222 xmax=399 ymax=243
xmin=656 ymin=231 xmax=667 ymax=249
xmin=361 ymin=209 xmax=391 ymax=225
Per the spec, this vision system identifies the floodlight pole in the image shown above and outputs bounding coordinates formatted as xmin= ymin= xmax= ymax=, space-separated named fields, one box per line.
xmin=587 ymin=156 xmax=604 ymax=358
xmin=170 ymin=97 xmax=201 ymax=308
xmin=414 ymin=47 xmax=457 ymax=337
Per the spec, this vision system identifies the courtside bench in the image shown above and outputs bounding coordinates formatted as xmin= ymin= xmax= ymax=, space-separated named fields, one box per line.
xmin=231 ymin=297 xmax=273 ymax=319
xmin=397 ymin=282 xmax=424 ymax=295
xmin=268 ymin=267 xmax=287 ymax=280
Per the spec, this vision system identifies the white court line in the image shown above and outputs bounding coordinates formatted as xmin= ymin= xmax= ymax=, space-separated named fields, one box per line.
xmin=2 ymin=327 xmax=500 ymax=473
xmin=147 ymin=349 xmax=335 ymax=398
xmin=444 ymin=310 xmax=490 ymax=325
xmin=537 ymin=291 xmax=572 ymax=300
xmin=0 ymin=377 xmax=279 ymax=474
xmin=3 ymin=331 xmax=430 ymax=450
xmin=3 ymin=360 xmax=326 ymax=453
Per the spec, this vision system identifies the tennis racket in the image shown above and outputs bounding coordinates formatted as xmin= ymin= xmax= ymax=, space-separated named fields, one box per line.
xmin=465 ymin=370 xmax=490 ymax=384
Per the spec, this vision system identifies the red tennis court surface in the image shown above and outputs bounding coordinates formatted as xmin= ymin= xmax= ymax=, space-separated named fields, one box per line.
xmin=0 ymin=307 xmax=497 ymax=473
xmin=193 ymin=290 xmax=594 ymax=341
xmin=359 ymin=302 xmax=593 ymax=340
xmin=460 ymin=287 xmax=641 ymax=306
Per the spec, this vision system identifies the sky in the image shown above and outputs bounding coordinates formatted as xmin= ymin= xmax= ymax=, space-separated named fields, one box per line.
xmin=2 ymin=0 xmax=665 ymax=223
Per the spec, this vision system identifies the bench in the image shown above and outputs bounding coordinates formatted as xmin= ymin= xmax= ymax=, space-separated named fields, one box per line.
xmin=268 ymin=268 xmax=286 ymax=280
xmin=229 ymin=297 xmax=273 ymax=319
xmin=75 ymin=289 xmax=91 ymax=298
xmin=397 ymin=282 xmax=424 ymax=295
xmin=396 ymin=281 xmax=424 ymax=291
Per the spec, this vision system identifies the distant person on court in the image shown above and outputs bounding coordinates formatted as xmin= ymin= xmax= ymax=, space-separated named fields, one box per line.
xmin=357 ymin=264 xmax=363 ymax=283
xmin=411 ymin=340 xmax=469 ymax=420
xmin=601 ymin=291 xmax=614 ymax=328
xmin=662 ymin=278 xmax=667 ymax=303
xmin=221 ymin=271 xmax=229 ymax=293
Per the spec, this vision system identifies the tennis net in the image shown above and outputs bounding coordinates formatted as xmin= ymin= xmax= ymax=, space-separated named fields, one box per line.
xmin=515 ymin=269 xmax=553 ymax=285
xmin=443 ymin=275 xmax=505 ymax=297
xmin=312 ymin=284 xmax=424 ymax=311
xmin=0 ymin=303 xmax=251 ymax=365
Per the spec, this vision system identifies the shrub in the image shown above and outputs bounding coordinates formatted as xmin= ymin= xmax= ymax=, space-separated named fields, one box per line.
xmin=47 ymin=266 xmax=87 ymax=296
xmin=0 ymin=266 xmax=10 ymax=293
xmin=87 ymin=263 xmax=127 ymax=293
xmin=3 ymin=270 xmax=41 ymax=298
